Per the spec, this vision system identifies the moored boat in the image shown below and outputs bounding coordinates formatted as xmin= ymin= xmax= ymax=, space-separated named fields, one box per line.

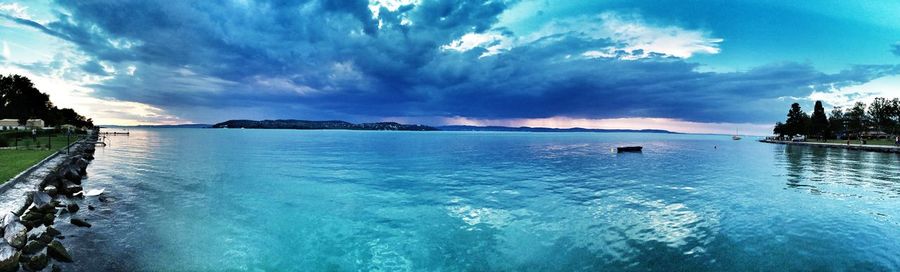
xmin=615 ymin=146 xmax=643 ymax=153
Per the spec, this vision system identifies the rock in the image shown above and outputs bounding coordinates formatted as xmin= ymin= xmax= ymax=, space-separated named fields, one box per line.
xmin=23 ymin=253 xmax=47 ymax=271
xmin=37 ymin=234 xmax=53 ymax=244
xmin=61 ymin=180 xmax=83 ymax=196
xmin=21 ymin=240 xmax=46 ymax=255
xmin=77 ymin=159 xmax=90 ymax=176
xmin=46 ymin=241 xmax=72 ymax=263
xmin=3 ymin=221 xmax=26 ymax=249
xmin=42 ymin=213 xmax=55 ymax=226
xmin=50 ymin=263 xmax=61 ymax=272
xmin=31 ymin=192 xmax=54 ymax=213
xmin=0 ymin=241 xmax=19 ymax=272
xmin=44 ymin=185 xmax=58 ymax=196
xmin=42 ymin=173 xmax=63 ymax=190
xmin=98 ymin=196 xmax=109 ymax=203
xmin=70 ymin=218 xmax=91 ymax=228
xmin=20 ymin=211 xmax=43 ymax=223
xmin=66 ymin=202 xmax=79 ymax=214
xmin=63 ymin=167 xmax=82 ymax=184
xmin=87 ymin=205 xmax=95 ymax=211
xmin=26 ymin=225 xmax=45 ymax=241
xmin=45 ymin=227 xmax=61 ymax=237
xmin=0 ymin=213 xmax=16 ymax=228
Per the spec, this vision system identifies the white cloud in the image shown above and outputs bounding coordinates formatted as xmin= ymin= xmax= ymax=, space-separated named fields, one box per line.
xmin=442 ymin=11 xmax=722 ymax=60
xmin=581 ymin=49 xmax=617 ymax=59
xmin=1 ymin=41 xmax=8 ymax=59
xmin=99 ymin=61 xmax=115 ymax=74
xmin=0 ymin=2 xmax=31 ymax=20
xmin=368 ymin=0 xmax=420 ymax=19
xmin=253 ymin=76 xmax=318 ymax=95
xmin=808 ymin=75 xmax=900 ymax=107
xmin=442 ymin=116 xmax=772 ymax=135
xmin=593 ymin=12 xmax=722 ymax=59
xmin=0 ymin=64 xmax=185 ymax=125
xmin=441 ymin=32 xmax=509 ymax=57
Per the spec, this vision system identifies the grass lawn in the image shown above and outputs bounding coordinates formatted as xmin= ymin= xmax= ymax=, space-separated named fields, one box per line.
xmin=0 ymin=149 xmax=56 ymax=182
xmin=0 ymin=134 xmax=85 ymax=183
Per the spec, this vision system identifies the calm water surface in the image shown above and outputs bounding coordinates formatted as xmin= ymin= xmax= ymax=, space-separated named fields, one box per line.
xmin=57 ymin=129 xmax=899 ymax=271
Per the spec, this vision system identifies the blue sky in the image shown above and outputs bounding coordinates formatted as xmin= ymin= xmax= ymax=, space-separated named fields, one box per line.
xmin=1 ymin=0 xmax=899 ymax=134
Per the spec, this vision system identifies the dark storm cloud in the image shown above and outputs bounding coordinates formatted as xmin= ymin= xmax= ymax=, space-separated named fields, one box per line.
xmin=4 ymin=0 xmax=898 ymax=123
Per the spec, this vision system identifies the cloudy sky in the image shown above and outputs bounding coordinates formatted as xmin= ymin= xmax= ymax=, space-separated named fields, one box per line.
xmin=1 ymin=0 xmax=899 ymax=134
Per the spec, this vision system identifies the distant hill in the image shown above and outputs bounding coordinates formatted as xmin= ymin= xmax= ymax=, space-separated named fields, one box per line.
xmin=212 ymin=120 xmax=437 ymax=131
xmin=437 ymin=125 xmax=677 ymax=134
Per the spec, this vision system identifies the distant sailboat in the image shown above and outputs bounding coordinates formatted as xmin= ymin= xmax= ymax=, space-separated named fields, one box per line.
xmin=732 ymin=129 xmax=742 ymax=140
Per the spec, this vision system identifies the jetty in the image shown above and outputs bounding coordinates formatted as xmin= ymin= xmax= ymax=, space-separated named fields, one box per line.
xmin=99 ymin=132 xmax=129 ymax=135
xmin=759 ymin=139 xmax=900 ymax=153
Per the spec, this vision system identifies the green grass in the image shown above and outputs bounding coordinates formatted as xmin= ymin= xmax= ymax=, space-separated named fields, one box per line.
xmin=0 ymin=133 xmax=85 ymax=183
xmin=0 ymin=149 xmax=56 ymax=182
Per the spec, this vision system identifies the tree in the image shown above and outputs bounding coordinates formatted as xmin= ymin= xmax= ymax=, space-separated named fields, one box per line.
xmin=0 ymin=74 xmax=93 ymax=128
xmin=892 ymin=98 xmax=900 ymax=135
xmin=828 ymin=107 xmax=846 ymax=139
xmin=785 ymin=103 xmax=809 ymax=136
xmin=867 ymin=97 xmax=896 ymax=135
xmin=846 ymin=101 xmax=868 ymax=139
xmin=0 ymin=75 xmax=51 ymax=124
xmin=773 ymin=122 xmax=787 ymax=136
xmin=809 ymin=101 xmax=829 ymax=140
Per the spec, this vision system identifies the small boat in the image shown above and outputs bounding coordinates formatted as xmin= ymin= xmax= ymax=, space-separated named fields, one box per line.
xmin=615 ymin=146 xmax=643 ymax=153
xmin=732 ymin=129 xmax=741 ymax=140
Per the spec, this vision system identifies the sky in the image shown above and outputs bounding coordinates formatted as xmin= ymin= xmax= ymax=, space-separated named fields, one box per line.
xmin=1 ymin=0 xmax=899 ymax=135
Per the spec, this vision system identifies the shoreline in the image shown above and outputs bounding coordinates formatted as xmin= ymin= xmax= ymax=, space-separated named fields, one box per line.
xmin=0 ymin=129 xmax=100 ymax=271
xmin=759 ymin=139 xmax=900 ymax=153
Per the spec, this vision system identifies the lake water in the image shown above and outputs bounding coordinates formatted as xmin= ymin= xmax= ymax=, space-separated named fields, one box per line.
xmin=57 ymin=128 xmax=899 ymax=271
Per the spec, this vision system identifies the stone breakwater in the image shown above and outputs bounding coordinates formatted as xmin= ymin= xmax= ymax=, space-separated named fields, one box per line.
xmin=0 ymin=130 xmax=99 ymax=271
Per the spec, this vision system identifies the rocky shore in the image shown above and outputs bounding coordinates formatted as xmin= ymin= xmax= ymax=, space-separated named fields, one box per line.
xmin=0 ymin=130 xmax=100 ymax=271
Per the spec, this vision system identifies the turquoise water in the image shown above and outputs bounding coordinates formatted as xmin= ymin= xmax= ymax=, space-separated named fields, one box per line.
xmin=58 ymin=129 xmax=899 ymax=271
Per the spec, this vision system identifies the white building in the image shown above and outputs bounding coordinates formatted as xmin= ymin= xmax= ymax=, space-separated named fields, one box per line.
xmin=0 ymin=119 xmax=45 ymax=130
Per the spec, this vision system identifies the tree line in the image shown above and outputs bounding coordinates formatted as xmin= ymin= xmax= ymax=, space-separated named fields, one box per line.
xmin=774 ymin=98 xmax=900 ymax=139
xmin=0 ymin=74 xmax=93 ymax=128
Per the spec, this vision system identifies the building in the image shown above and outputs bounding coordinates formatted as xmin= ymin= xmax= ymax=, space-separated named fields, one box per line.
xmin=0 ymin=119 xmax=45 ymax=129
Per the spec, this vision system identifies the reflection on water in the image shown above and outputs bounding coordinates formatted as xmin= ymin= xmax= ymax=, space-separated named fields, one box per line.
xmin=778 ymin=145 xmax=900 ymax=199
xmin=54 ymin=129 xmax=900 ymax=271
